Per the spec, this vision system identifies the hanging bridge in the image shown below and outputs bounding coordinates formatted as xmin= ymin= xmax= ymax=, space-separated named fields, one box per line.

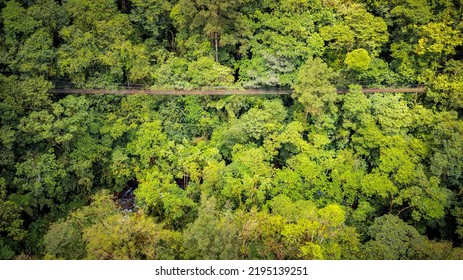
xmin=49 ymin=86 xmax=426 ymax=95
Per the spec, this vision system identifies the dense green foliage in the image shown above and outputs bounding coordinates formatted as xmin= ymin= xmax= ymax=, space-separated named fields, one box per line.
xmin=1 ymin=0 xmax=463 ymax=260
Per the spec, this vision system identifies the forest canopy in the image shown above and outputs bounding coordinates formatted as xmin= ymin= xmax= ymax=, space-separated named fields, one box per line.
xmin=1 ymin=0 xmax=463 ymax=260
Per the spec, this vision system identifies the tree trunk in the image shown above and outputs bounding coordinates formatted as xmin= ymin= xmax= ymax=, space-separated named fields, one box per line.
xmin=119 ymin=0 xmax=128 ymax=13
xmin=214 ymin=32 xmax=219 ymax=63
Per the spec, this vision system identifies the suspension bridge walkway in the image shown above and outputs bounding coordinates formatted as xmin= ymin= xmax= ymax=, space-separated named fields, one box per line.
xmin=50 ymin=86 xmax=426 ymax=95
